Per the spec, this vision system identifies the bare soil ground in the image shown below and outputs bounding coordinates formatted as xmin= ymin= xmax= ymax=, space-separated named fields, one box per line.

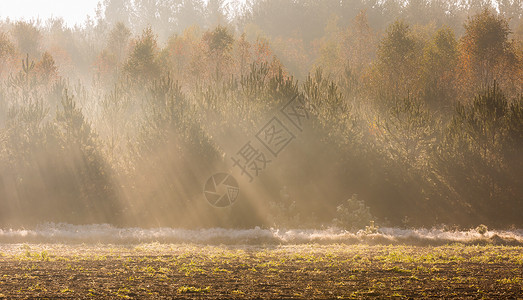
xmin=0 ymin=243 xmax=521 ymax=299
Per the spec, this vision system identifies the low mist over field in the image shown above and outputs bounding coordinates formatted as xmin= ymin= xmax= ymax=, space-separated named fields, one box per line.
xmin=0 ymin=1 xmax=522 ymax=299
xmin=0 ymin=0 xmax=521 ymax=230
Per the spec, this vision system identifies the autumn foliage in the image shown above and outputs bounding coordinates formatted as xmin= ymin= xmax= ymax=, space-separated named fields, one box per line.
xmin=0 ymin=1 xmax=521 ymax=229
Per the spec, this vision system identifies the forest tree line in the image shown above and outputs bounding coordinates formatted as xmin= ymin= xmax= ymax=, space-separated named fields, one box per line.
xmin=0 ymin=0 xmax=521 ymax=228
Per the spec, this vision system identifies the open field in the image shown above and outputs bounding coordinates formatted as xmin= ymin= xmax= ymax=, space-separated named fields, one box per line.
xmin=0 ymin=243 xmax=522 ymax=299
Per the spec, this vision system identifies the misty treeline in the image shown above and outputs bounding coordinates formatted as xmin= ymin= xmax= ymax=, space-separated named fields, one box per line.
xmin=0 ymin=0 xmax=521 ymax=229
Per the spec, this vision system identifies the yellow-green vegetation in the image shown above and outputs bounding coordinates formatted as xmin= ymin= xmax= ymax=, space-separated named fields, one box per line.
xmin=0 ymin=243 xmax=521 ymax=298
xmin=178 ymin=286 xmax=211 ymax=293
